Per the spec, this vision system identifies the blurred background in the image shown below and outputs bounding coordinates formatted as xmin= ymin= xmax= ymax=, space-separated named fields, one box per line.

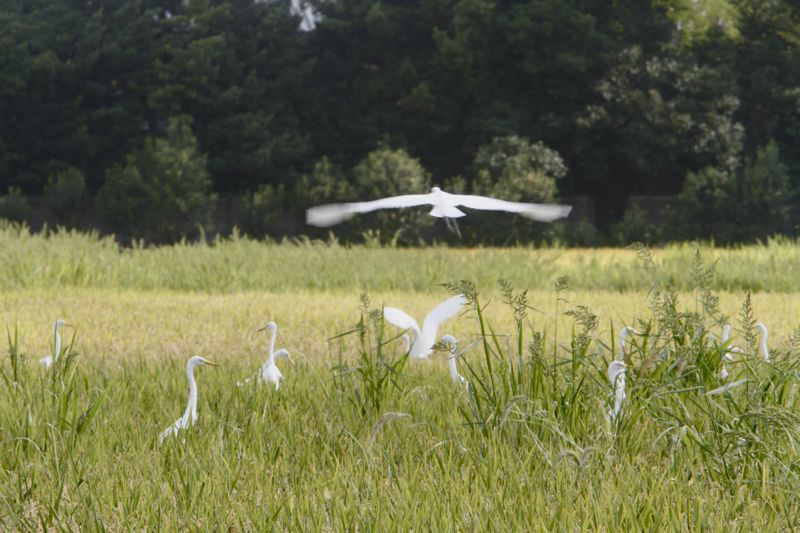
xmin=0 ymin=0 xmax=798 ymax=246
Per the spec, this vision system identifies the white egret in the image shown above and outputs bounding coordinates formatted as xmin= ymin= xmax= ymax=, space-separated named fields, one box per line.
xmin=159 ymin=356 xmax=218 ymax=444
xmin=440 ymin=335 xmax=467 ymax=386
xmin=255 ymin=321 xmax=293 ymax=389
xmin=39 ymin=319 xmax=73 ymax=368
xmin=719 ymin=324 xmax=744 ymax=379
xmin=607 ymin=360 xmax=627 ymax=421
xmin=306 ymin=186 xmax=572 ymax=230
xmin=383 ymin=294 xmax=467 ymax=359
xmin=756 ymin=322 xmax=770 ymax=361
xmin=618 ymin=326 xmax=637 ymax=362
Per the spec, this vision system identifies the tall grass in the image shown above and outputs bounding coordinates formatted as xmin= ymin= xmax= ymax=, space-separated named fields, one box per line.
xmin=5 ymin=222 xmax=800 ymax=292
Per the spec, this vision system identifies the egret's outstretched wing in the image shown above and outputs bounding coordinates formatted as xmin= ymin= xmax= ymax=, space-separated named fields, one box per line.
xmin=306 ymin=193 xmax=433 ymax=227
xmin=447 ymin=193 xmax=572 ymax=222
xmin=384 ymin=307 xmax=423 ymax=356
xmin=421 ymin=294 xmax=467 ymax=349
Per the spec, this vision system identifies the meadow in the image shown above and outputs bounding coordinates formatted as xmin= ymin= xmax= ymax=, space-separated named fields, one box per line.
xmin=2 ymin=224 xmax=800 ymax=529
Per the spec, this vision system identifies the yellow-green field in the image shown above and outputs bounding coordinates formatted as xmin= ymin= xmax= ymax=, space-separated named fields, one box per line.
xmin=3 ymin=226 xmax=800 ymax=529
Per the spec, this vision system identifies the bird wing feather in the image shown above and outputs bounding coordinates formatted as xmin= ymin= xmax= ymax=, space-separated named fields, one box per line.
xmin=421 ymin=294 xmax=466 ymax=350
xmin=448 ymin=193 xmax=572 ymax=222
xmin=306 ymin=193 xmax=433 ymax=226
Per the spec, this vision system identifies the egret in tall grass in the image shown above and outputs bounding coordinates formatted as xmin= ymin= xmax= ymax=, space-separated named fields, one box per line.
xmin=39 ymin=319 xmax=73 ymax=368
xmin=159 ymin=356 xmax=218 ymax=444
xmin=607 ymin=360 xmax=627 ymax=421
xmin=607 ymin=327 xmax=635 ymax=421
xmin=384 ymin=295 xmax=466 ymax=359
xmin=440 ymin=335 xmax=467 ymax=386
xmin=253 ymin=321 xmax=293 ymax=389
xmin=756 ymin=322 xmax=770 ymax=361
xmin=306 ymin=186 xmax=572 ymax=233
xmin=720 ymin=324 xmax=743 ymax=379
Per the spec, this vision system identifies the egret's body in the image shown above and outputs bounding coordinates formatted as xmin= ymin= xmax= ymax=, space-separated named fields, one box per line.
xmin=719 ymin=324 xmax=744 ymax=379
xmin=607 ymin=327 xmax=635 ymax=421
xmin=607 ymin=361 xmax=627 ymax=421
xmin=756 ymin=322 xmax=770 ymax=361
xmin=39 ymin=319 xmax=73 ymax=368
xmin=159 ymin=356 xmax=217 ymax=444
xmin=306 ymin=186 xmax=572 ymax=228
xmin=383 ymin=295 xmax=466 ymax=359
xmin=440 ymin=335 xmax=467 ymax=386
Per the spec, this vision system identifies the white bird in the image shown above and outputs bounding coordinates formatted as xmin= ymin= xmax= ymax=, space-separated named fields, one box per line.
xmin=159 ymin=356 xmax=218 ymax=444
xmin=383 ymin=295 xmax=467 ymax=359
xmin=39 ymin=319 xmax=73 ymax=368
xmin=607 ymin=360 xmax=627 ymax=421
xmin=719 ymin=324 xmax=744 ymax=379
xmin=255 ymin=321 xmax=293 ymax=389
xmin=306 ymin=186 xmax=572 ymax=229
xmin=618 ymin=326 xmax=636 ymax=362
xmin=756 ymin=322 xmax=770 ymax=361
xmin=440 ymin=335 xmax=467 ymax=386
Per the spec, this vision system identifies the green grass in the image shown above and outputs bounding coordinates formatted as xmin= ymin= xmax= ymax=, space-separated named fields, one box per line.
xmin=2 ymin=226 xmax=800 ymax=528
xmin=5 ymin=222 xmax=800 ymax=292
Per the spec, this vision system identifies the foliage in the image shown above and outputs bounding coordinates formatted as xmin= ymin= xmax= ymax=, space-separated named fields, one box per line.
xmin=674 ymin=141 xmax=791 ymax=242
xmin=44 ymin=167 xmax=88 ymax=224
xmin=97 ymin=117 xmax=215 ymax=243
xmin=238 ymin=184 xmax=286 ymax=238
xmin=0 ymin=187 xmax=31 ymax=223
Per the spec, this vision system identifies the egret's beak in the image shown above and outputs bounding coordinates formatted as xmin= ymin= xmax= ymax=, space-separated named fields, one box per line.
xmin=257 ymin=327 xmax=266 ymax=333
xmin=204 ymin=360 xmax=219 ymax=367
xmin=62 ymin=323 xmax=75 ymax=328
xmin=287 ymin=355 xmax=296 ymax=367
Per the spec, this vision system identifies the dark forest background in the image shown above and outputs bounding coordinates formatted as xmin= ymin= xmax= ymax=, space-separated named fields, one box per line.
xmin=1 ymin=0 xmax=799 ymax=245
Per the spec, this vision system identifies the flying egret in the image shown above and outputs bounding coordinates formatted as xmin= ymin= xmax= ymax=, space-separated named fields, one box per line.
xmin=253 ymin=321 xmax=293 ymax=389
xmin=39 ymin=319 xmax=74 ymax=368
xmin=384 ymin=294 xmax=467 ymax=359
xmin=607 ymin=360 xmax=627 ymax=421
xmin=440 ymin=335 xmax=468 ymax=386
xmin=756 ymin=322 xmax=770 ymax=361
xmin=306 ymin=186 xmax=573 ymax=231
xmin=159 ymin=356 xmax=218 ymax=444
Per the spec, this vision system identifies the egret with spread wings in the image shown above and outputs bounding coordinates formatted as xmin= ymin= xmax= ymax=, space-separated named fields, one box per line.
xmin=306 ymin=187 xmax=572 ymax=230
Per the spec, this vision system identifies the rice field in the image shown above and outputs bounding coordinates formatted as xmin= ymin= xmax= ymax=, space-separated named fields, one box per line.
xmin=2 ymin=225 xmax=800 ymax=529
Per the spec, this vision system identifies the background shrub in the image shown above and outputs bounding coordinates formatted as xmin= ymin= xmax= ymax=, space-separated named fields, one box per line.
xmin=98 ymin=117 xmax=215 ymax=243
xmin=0 ymin=187 xmax=31 ymax=223
xmin=44 ymin=167 xmax=88 ymax=225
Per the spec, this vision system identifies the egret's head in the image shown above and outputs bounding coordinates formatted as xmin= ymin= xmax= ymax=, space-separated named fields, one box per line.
xmin=55 ymin=319 xmax=74 ymax=329
xmin=258 ymin=321 xmax=278 ymax=333
xmin=440 ymin=334 xmax=458 ymax=353
xmin=607 ymin=360 xmax=627 ymax=383
xmin=274 ymin=348 xmax=294 ymax=366
xmin=756 ymin=322 xmax=768 ymax=335
xmin=187 ymin=356 xmax=219 ymax=369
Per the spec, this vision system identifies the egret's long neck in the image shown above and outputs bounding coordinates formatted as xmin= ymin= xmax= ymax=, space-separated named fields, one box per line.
xmin=184 ymin=364 xmax=198 ymax=424
xmin=53 ymin=323 xmax=62 ymax=360
xmin=268 ymin=327 xmax=277 ymax=364
xmin=448 ymin=351 xmax=460 ymax=382
xmin=613 ymin=372 xmax=626 ymax=416
xmin=619 ymin=328 xmax=630 ymax=361
xmin=759 ymin=327 xmax=769 ymax=360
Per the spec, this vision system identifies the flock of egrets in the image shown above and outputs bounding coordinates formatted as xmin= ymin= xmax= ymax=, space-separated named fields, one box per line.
xmin=28 ymin=187 xmax=774 ymax=443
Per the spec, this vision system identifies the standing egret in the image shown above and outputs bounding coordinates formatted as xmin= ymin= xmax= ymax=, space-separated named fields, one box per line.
xmin=39 ymin=319 xmax=73 ymax=368
xmin=384 ymin=295 xmax=467 ymax=359
xmin=756 ymin=322 xmax=770 ymax=361
xmin=440 ymin=335 xmax=467 ymax=386
xmin=618 ymin=326 xmax=637 ymax=362
xmin=607 ymin=360 xmax=627 ymax=421
xmin=306 ymin=186 xmax=572 ymax=231
xmin=255 ymin=321 xmax=293 ymax=389
xmin=719 ymin=324 xmax=744 ymax=379
xmin=159 ymin=356 xmax=218 ymax=444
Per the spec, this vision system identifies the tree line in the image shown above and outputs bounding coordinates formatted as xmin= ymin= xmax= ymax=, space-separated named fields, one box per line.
xmin=1 ymin=0 xmax=798 ymax=245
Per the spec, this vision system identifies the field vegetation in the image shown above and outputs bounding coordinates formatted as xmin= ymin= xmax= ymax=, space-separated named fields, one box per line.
xmin=2 ymin=229 xmax=800 ymax=528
